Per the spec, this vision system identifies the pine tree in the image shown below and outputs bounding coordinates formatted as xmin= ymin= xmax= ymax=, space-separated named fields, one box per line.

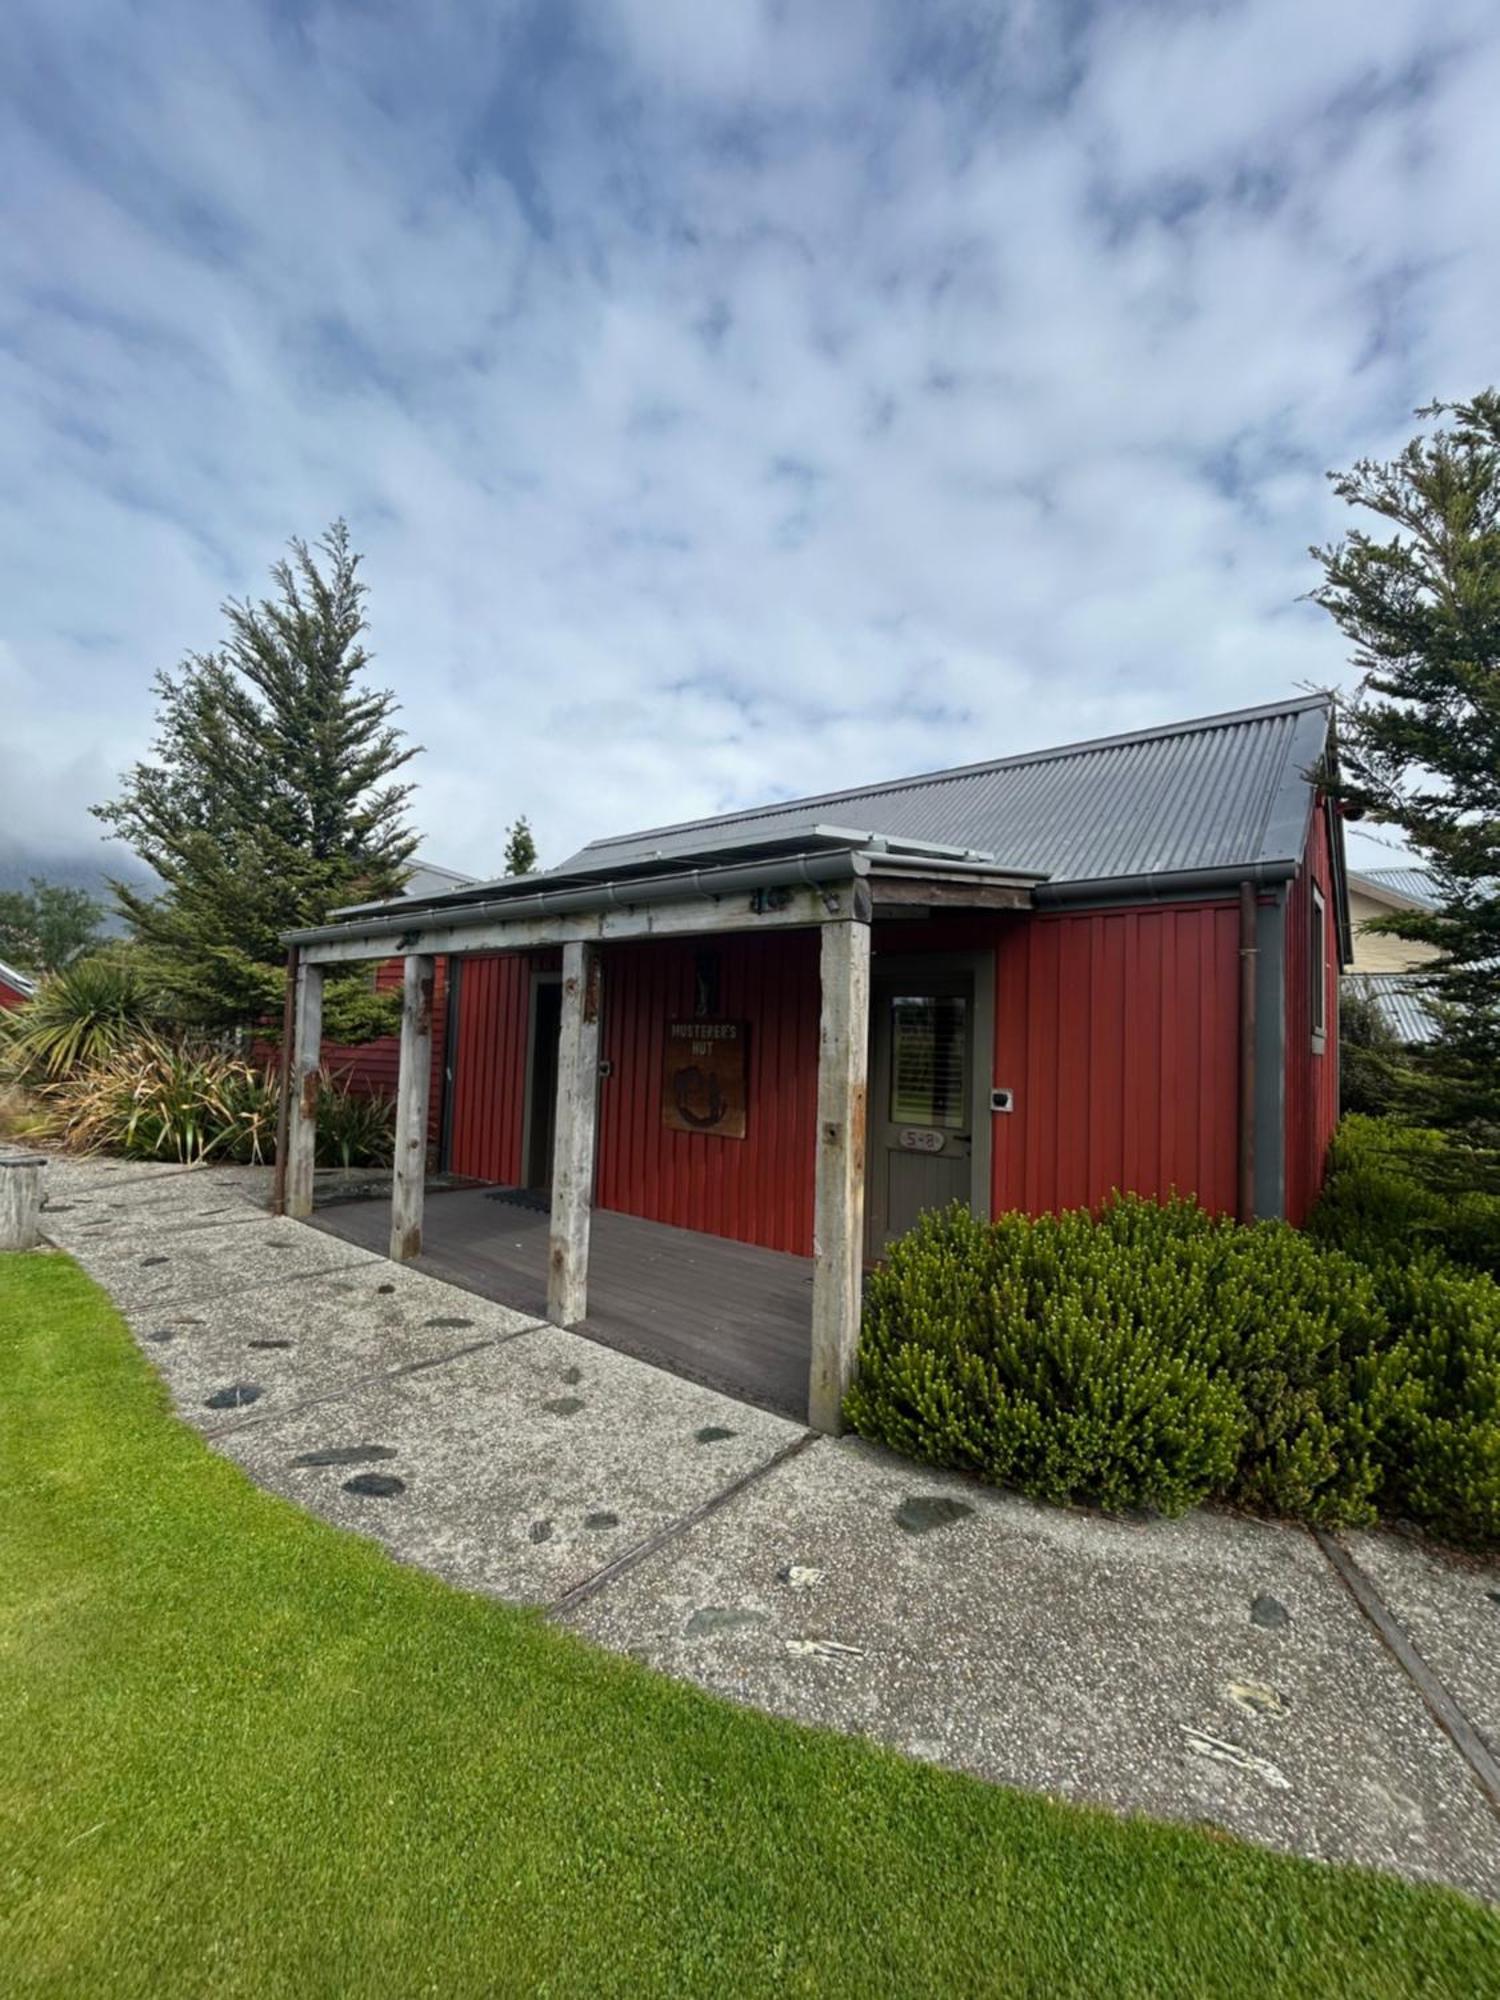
xmin=94 ymin=522 xmax=420 ymax=1039
xmin=1311 ymin=392 xmax=1500 ymax=1133
xmin=504 ymin=816 xmax=539 ymax=876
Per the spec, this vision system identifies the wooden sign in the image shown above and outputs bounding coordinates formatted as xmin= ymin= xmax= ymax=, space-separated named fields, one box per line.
xmin=662 ymin=1019 xmax=748 ymax=1139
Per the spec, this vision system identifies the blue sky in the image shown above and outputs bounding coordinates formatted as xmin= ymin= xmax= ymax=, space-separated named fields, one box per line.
xmin=4 ymin=0 xmax=1498 ymax=881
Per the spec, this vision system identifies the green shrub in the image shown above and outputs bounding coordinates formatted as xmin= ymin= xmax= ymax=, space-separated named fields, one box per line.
xmin=846 ymin=1196 xmax=1428 ymax=1530
xmin=1311 ymin=1115 xmax=1500 ymax=1278
xmin=1182 ymin=1221 xmax=1395 ymax=1525
xmin=314 ymin=1074 xmax=396 ymax=1170
xmin=1372 ymin=1259 xmax=1500 ymax=1546
xmin=0 ymin=952 xmax=156 ymax=1080
xmin=37 ymin=1032 xmax=394 ymax=1169
xmin=849 ymin=1202 xmax=1242 ymax=1519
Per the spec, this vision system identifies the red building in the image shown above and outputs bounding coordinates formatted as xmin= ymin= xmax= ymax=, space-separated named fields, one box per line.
xmin=285 ymin=695 xmax=1350 ymax=1429
xmin=0 ymin=959 xmax=38 ymax=1011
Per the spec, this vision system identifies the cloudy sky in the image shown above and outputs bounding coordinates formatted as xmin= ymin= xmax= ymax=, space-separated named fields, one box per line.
xmin=4 ymin=0 xmax=1498 ymax=885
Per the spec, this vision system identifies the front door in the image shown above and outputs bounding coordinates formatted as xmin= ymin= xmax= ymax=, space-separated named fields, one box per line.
xmin=865 ymin=968 xmax=977 ymax=1258
xmin=523 ymin=976 xmax=562 ymax=1190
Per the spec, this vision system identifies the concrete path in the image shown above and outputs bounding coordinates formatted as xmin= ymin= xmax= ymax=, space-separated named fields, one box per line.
xmin=38 ymin=1154 xmax=1500 ymax=1904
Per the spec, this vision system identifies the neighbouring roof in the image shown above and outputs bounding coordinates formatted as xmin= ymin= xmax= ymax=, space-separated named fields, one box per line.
xmin=1350 ymin=865 xmax=1438 ymax=909
xmin=402 ymin=858 xmax=477 ymax=900
xmin=1344 ymin=970 xmax=1439 ymax=1045
xmin=0 ymin=957 xmax=38 ymax=998
xmin=553 ymin=693 xmax=1334 ymax=892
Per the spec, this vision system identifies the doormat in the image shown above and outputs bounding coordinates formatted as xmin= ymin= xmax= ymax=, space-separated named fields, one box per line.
xmin=483 ymin=1186 xmax=551 ymax=1215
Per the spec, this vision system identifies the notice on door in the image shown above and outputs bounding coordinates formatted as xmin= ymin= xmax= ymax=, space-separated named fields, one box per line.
xmin=662 ymin=1019 xmax=748 ymax=1138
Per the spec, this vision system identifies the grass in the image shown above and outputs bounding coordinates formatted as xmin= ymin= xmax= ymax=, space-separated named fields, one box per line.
xmin=1 ymin=1255 xmax=1496 ymax=1999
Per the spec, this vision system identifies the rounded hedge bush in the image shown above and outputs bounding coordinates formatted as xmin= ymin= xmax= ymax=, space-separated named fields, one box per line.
xmin=845 ymin=1189 xmax=1499 ymax=1542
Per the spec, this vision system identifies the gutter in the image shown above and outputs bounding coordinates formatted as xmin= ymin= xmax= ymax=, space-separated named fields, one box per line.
xmin=1033 ymin=859 xmax=1298 ymax=907
xmin=283 ymin=847 xmax=872 ymax=951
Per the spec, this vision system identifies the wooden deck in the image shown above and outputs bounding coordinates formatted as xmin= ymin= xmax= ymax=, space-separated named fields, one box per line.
xmin=308 ymin=1186 xmax=815 ymax=1420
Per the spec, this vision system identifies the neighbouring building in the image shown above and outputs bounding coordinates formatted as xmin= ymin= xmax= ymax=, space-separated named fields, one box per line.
xmin=0 ymin=958 xmax=37 ymax=1010
xmin=321 ymin=858 xmax=475 ymax=1127
xmin=1344 ymin=865 xmax=1440 ymax=1046
xmin=282 ymin=693 xmax=1350 ymax=1430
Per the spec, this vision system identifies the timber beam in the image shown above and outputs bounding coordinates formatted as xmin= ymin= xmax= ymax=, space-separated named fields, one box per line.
xmin=546 ymin=939 xmax=602 ymax=1327
xmin=294 ymin=879 xmax=863 ymax=967
xmin=807 ymin=916 xmax=872 ymax=1434
xmin=285 ymin=959 xmax=324 ymax=1219
xmin=390 ymin=954 xmax=436 ymax=1260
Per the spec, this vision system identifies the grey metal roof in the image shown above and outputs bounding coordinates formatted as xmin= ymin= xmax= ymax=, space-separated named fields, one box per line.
xmin=402 ymin=858 xmax=477 ymax=900
xmin=0 ymin=957 xmax=37 ymax=998
xmin=1343 ymin=971 xmax=1439 ymax=1045
xmin=554 ymin=695 xmax=1333 ymax=890
xmin=1353 ymin=865 xmax=1438 ymax=908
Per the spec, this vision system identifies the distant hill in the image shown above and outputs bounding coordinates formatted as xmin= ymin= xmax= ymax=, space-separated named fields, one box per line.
xmin=0 ymin=838 xmax=155 ymax=935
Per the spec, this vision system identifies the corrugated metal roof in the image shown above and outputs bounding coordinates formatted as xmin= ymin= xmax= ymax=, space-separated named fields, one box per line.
xmin=1354 ymin=865 xmax=1438 ymax=908
xmin=556 ymin=695 xmax=1333 ymax=889
xmin=0 ymin=957 xmax=37 ymax=997
xmin=402 ymin=858 xmax=477 ymax=899
xmin=1343 ymin=972 xmax=1439 ymax=1045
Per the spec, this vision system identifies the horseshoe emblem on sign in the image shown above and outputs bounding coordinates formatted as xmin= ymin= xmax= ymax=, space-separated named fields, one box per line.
xmin=672 ymin=1065 xmax=726 ymax=1129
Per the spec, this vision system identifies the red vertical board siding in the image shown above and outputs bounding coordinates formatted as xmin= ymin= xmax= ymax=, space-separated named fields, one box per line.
xmin=594 ymin=931 xmax=821 ymax=1256
xmin=445 ymin=899 xmax=1254 ymax=1253
xmin=1283 ymin=802 xmax=1341 ymax=1225
xmin=0 ymin=977 xmax=29 ymax=1010
xmin=445 ymin=953 xmax=537 ymax=1184
xmin=991 ymin=903 xmax=1241 ymax=1218
xmin=321 ymin=954 xmax=449 ymax=1146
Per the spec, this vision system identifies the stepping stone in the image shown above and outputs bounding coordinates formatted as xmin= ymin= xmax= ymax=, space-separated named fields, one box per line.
xmin=584 ymin=1511 xmax=619 ymax=1531
xmin=543 ymin=1396 xmax=584 ymax=1417
xmin=205 ymin=1384 xmax=262 ymax=1410
xmin=695 ymin=1425 xmax=736 ymax=1444
xmin=894 ymin=1495 xmax=974 ymax=1535
xmin=290 ymin=1445 xmax=397 ymax=1468
xmin=685 ymin=1607 xmax=768 ymax=1639
xmin=343 ymin=1472 xmax=405 ymax=1498
xmin=1251 ymin=1594 xmax=1290 ymax=1630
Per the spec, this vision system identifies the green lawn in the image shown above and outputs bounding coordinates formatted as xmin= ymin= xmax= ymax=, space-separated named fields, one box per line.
xmin=1 ymin=1255 xmax=1496 ymax=2000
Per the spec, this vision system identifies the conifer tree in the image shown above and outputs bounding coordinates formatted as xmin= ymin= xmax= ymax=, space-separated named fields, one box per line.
xmin=95 ymin=522 xmax=420 ymax=1038
xmin=1312 ymin=393 xmax=1500 ymax=1132
xmin=503 ymin=816 xmax=538 ymax=876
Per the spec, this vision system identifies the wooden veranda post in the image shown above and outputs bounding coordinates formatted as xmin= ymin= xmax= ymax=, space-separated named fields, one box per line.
xmin=807 ymin=915 xmax=871 ymax=1434
xmin=547 ymin=939 xmax=601 ymax=1326
xmin=390 ymin=954 xmax=436 ymax=1261
xmin=285 ymin=958 xmax=325 ymax=1219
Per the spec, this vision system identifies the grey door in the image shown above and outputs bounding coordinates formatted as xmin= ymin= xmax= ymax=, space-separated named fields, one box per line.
xmin=865 ymin=972 xmax=975 ymax=1257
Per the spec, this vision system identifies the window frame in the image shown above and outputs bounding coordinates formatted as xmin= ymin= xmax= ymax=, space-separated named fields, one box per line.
xmin=1310 ymin=881 xmax=1328 ymax=1053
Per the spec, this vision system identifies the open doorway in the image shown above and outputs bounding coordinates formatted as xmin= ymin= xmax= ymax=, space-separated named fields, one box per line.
xmin=521 ymin=973 xmax=562 ymax=1191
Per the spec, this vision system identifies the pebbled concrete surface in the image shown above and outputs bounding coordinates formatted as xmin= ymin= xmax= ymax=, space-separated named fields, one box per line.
xmin=220 ymin=1326 xmax=802 ymax=1604
xmin=1346 ymin=1529 xmax=1500 ymax=1756
xmin=39 ymin=1151 xmax=1500 ymax=1902
xmin=126 ymin=1262 xmax=543 ymax=1433
xmin=567 ymin=1435 xmax=1500 ymax=1902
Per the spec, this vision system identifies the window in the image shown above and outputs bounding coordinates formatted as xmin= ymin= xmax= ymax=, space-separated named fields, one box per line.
xmin=1310 ymin=882 xmax=1327 ymax=1051
xmin=889 ymin=995 xmax=969 ymax=1129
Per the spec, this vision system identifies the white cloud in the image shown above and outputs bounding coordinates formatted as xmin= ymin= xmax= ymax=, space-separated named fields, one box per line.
xmin=2 ymin=0 xmax=1498 ymax=878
